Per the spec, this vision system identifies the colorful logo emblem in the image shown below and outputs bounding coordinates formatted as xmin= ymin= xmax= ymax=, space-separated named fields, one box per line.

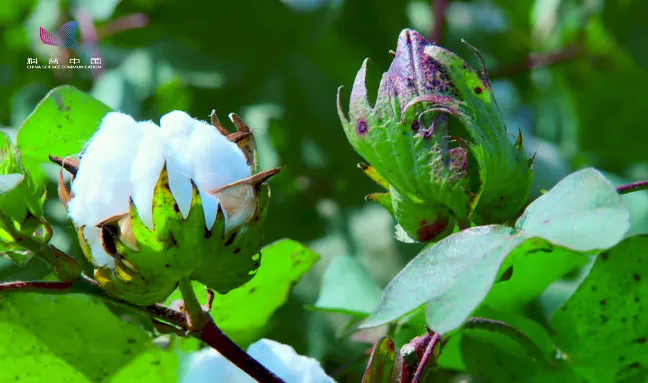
xmin=39 ymin=21 xmax=79 ymax=51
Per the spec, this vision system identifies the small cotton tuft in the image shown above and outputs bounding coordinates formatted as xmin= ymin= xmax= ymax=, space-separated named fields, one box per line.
xmin=178 ymin=339 xmax=336 ymax=383
xmin=67 ymin=110 xmax=255 ymax=268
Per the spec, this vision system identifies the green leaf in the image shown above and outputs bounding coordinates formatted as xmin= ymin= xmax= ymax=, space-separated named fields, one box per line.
xmin=108 ymin=350 xmax=179 ymax=383
xmin=210 ymin=239 xmax=318 ymax=345
xmin=470 ymin=306 xmax=557 ymax=362
xmin=551 ymin=235 xmax=648 ymax=383
xmin=360 ymin=225 xmax=525 ymax=334
xmin=0 ymin=173 xmax=23 ymax=194
xmin=312 ymin=255 xmax=382 ymax=317
xmin=484 ymin=246 xmax=588 ymax=312
xmin=168 ymin=239 xmax=319 ymax=346
xmin=17 ymin=85 xmax=112 ymax=180
xmin=460 ymin=327 xmax=571 ymax=383
xmin=462 ymin=317 xmax=551 ymax=364
xmin=362 ymin=336 xmax=395 ymax=383
xmin=362 ymin=168 xmax=632 ymax=335
xmin=0 ymin=293 xmax=179 ymax=382
xmin=516 ymin=168 xmax=630 ymax=252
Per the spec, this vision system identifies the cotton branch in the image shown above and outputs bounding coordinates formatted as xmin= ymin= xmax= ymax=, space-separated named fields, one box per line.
xmin=490 ymin=44 xmax=585 ymax=79
xmin=617 ymin=180 xmax=648 ymax=195
xmin=0 ymin=276 xmax=285 ymax=383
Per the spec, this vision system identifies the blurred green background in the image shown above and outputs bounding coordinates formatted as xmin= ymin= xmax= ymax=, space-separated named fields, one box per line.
xmin=1 ymin=0 xmax=648 ymax=380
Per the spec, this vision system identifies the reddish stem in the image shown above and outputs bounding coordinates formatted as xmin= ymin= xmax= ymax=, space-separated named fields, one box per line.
xmin=200 ymin=318 xmax=285 ymax=382
xmin=617 ymin=180 xmax=648 ymax=195
xmin=491 ymin=44 xmax=584 ymax=78
xmin=411 ymin=331 xmax=441 ymax=383
xmin=430 ymin=0 xmax=449 ymax=44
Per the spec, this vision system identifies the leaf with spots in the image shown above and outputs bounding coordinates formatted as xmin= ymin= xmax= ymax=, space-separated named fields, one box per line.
xmin=0 ymin=293 xmax=179 ymax=382
xmin=17 ymin=85 xmax=112 ymax=182
xmin=551 ymin=235 xmax=648 ymax=383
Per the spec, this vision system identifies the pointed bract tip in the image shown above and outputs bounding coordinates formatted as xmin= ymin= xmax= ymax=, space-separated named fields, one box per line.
xmin=514 ymin=127 xmax=524 ymax=150
xmin=96 ymin=212 xmax=129 ymax=228
xmin=461 ymin=39 xmax=491 ymax=86
xmin=349 ymin=58 xmax=372 ymax=120
xmin=209 ymin=167 xmax=283 ymax=195
xmin=336 ymin=86 xmax=349 ymax=124
xmin=528 ymin=152 xmax=537 ymax=168
xmin=210 ymin=110 xmax=230 ymax=136
xmin=229 ymin=113 xmax=250 ymax=132
xmin=49 ymin=155 xmax=79 ymax=177
xmin=57 ymin=169 xmax=72 ymax=207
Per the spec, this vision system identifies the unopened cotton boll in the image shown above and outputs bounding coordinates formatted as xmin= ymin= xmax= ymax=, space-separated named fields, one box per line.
xmin=54 ymin=109 xmax=282 ymax=306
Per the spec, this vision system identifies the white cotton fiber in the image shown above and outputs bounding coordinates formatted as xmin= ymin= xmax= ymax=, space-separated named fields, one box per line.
xmin=130 ymin=126 xmax=165 ymax=230
xmin=159 ymin=111 xmax=253 ymax=230
xmin=178 ymin=339 xmax=336 ymax=383
xmin=68 ymin=112 xmax=147 ymax=267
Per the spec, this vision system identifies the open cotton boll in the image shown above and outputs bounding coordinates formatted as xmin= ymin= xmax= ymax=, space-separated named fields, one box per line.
xmin=158 ymin=110 xmax=253 ymax=231
xmin=59 ymin=108 xmax=280 ymax=306
xmin=178 ymin=339 xmax=336 ymax=383
xmin=67 ymin=110 xmax=258 ymax=271
xmin=246 ymin=339 xmax=336 ymax=383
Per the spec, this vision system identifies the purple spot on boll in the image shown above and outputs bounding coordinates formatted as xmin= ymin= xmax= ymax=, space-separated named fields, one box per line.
xmin=356 ymin=119 xmax=369 ymax=135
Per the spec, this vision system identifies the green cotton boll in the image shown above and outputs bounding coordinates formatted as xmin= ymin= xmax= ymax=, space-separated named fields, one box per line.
xmin=338 ymin=29 xmax=533 ymax=242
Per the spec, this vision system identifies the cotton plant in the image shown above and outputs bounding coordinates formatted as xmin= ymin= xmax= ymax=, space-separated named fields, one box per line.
xmin=3 ymin=23 xmax=648 ymax=383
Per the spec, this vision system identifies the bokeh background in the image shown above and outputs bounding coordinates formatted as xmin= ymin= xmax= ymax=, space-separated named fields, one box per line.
xmin=1 ymin=0 xmax=647 ymax=380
